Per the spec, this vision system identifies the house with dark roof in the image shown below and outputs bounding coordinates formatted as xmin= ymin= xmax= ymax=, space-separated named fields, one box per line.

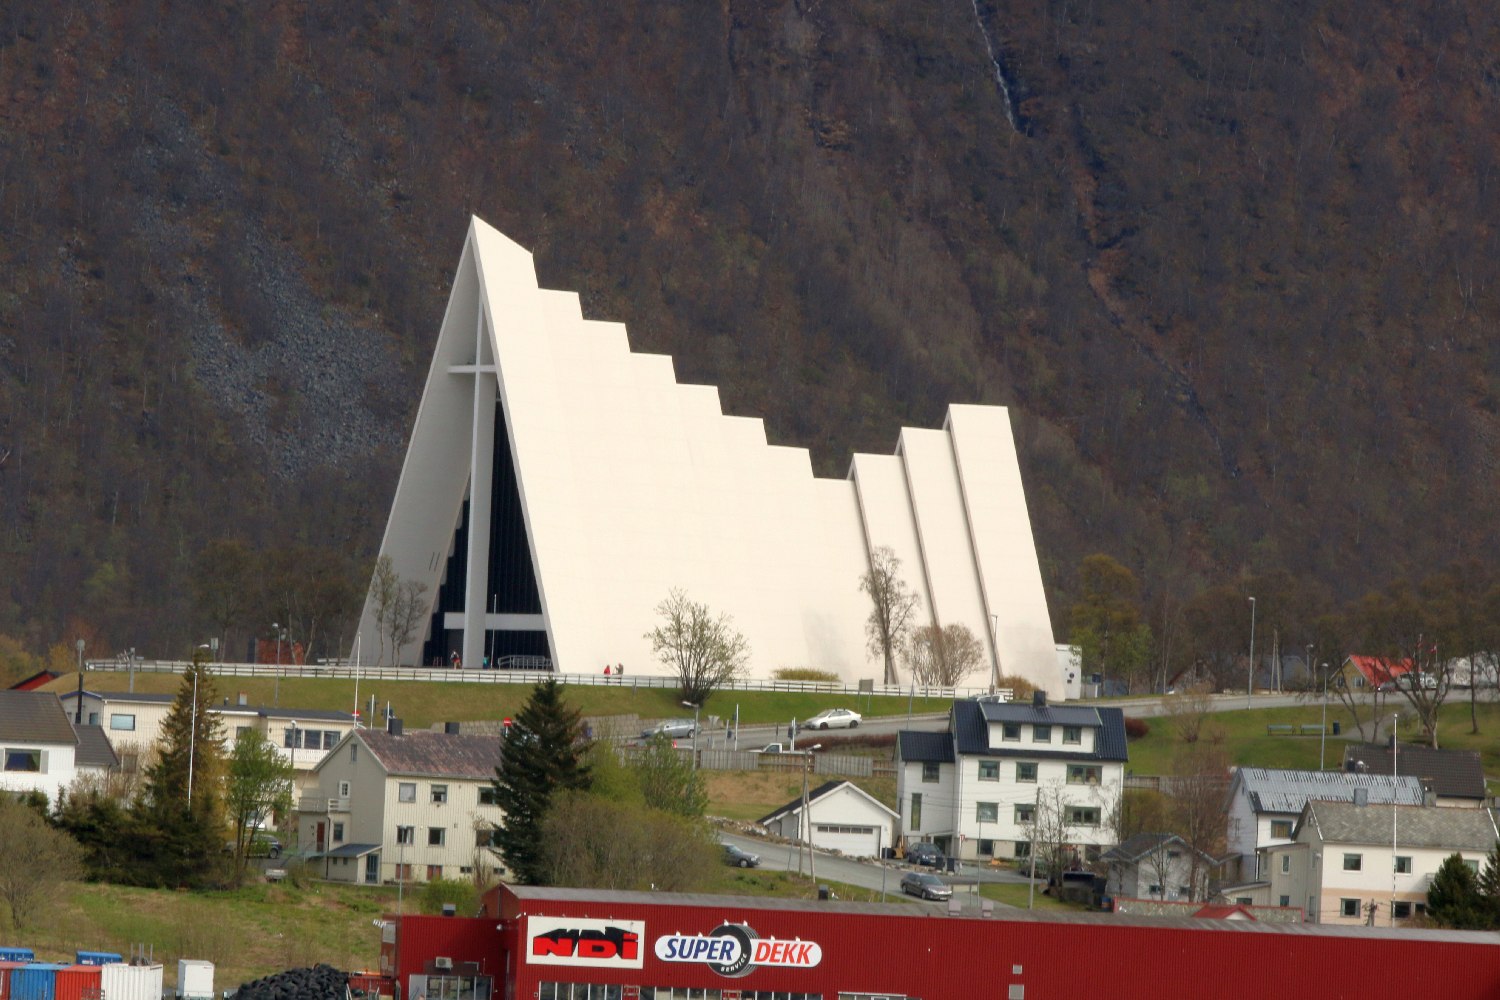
xmin=895 ymin=695 xmax=1128 ymax=865
xmin=1264 ymin=799 xmax=1500 ymax=926
xmin=295 ymin=719 xmax=506 ymax=885
xmin=71 ymin=723 xmax=120 ymax=781
xmin=1101 ymin=832 xmax=1223 ymax=903
xmin=1341 ymin=743 xmax=1487 ymax=807
xmin=757 ymin=779 xmax=900 ymax=857
xmin=0 ymin=690 xmax=81 ymax=802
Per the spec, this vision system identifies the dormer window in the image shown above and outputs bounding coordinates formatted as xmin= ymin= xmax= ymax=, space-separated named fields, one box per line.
xmin=1062 ymin=725 xmax=1082 ymax=744
xmin=1002 ymin=723 xmax=1021 ymax=741
xmin=1032 ymin=725 xmax=1052 ymax=743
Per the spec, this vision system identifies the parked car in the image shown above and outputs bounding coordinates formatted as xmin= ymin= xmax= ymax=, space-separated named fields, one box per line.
xmin=802 ymin=707 xmax=862 ymax=730
xmin=723 ymin=844 xmax=761 ymax=868
xmin=901 ymin=871 xmax=953 ymax=900
xmin=904 ymin=842 xmax=944 ymax=867
xmin=641 ymin=718 xmax=697 ymax=739
xmin=1377 ymin=673 xmax=1438 ymax=693
xmin=751 ymin=742 xmax=811 ymax=755
xmin=225 ymin=832 xmax=282 ymax=859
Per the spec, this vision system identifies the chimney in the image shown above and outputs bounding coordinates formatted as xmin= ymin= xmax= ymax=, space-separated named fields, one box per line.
xmin=388 ymin=717 xmax=404 ymax=737
xmin=1032 ymin=691 xmax=1047 ymax=708
xmin=1353 ymin=788 xmax=1369 ymax=807
xmin=444 ymin=722 xmax=461 ymax=735
xmin=238 ymin=693 xmax=248 ymax=707
xmin=1422 ymin=781 xmax=1436 ymax=808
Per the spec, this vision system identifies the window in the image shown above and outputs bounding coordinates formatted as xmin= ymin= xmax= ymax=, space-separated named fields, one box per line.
xmin=1340 ymin=898 xmax=1360 ymax=918
xmin=1066 ymin=806 xmax=1101 ymax=827
xmin=1342 ymin=853 xmax=1362 ymax=872
xmin=1395 ymin=856 xmax=1412 ymax=874
xmin=1270 ymin=820 xmax=1293 ymax=839
xmin=87 ymin=711 xmax=99 ymax=725
xmin=1032 ymin=725 xmax=1052 ymax=743
xmin=978 ymin=760 xmax=1000 ymax=781
xmin=910 ymin=793 xmax=922 ymax=831
xmin=478 ymin=786 xmax=500 ymax=806
xmin=1464 ymin=858 xmax=1480 ymax=873
xmin=431 ymin=784 xmax=449 ymax=804
xmin=1016 ymin=762 xmax=1038 ymax=783
xmin=323 ymin=731 xmax=339 ymax=750
xmin=109 ymin=713 xmax=136 ymax=731
xmin=1280 ymin=855 xmax=1290 ymax=874
xmin=921 ymin=762 xmax=941 ymax=783
xmin=1148 ymin=884 xmax=1162 ymax=896
xmin=236 ymin=725 xmax=252 ymax=739
xmin=475 ymin=828 xmax=499 ymax=848
xmin=3 ymin=749 xmax=41 ymax=772
xmin=332 ymin=822 xmax=344 ymax=842
xmin=337 ymin=780 xmax=351 ymax=798
xmin=1002 ymin=723 xmax=1021 ymax=741
xmin=394 ymin=864 xmax=413 ymax=881
xmin=1062 ymin=725 xmax=1082 ymax=744
xmin=977 ymin=839 xmax=994 ymax=857
xmin=426 ymin=865 xmax=443 ymax=880
xmin=1393 ymin=901 xmax=1412 ymax=919
xmin=284 ymin=728 xmax=302 ymax=749
xmin=428 ymin=827 xmax=445 ymax=846
xmin=1067 ymin=764 xmax=1102 ymax=785
xmin=1014 ymin=840 xmax=1032 ymax=859
xmin=396 ymin=826 xmax=415 ymax=845
xmin=1014 ymin=803 xmax=1035 ymax=824
xmin=976 ymin=802 xmax=999 ymax=823
xmin=398 ymin=782 xmax=416 ymax=803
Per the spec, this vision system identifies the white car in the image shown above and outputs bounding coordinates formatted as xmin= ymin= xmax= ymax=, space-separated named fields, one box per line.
xmin=802 ymin=708 xmax=862 ymax=730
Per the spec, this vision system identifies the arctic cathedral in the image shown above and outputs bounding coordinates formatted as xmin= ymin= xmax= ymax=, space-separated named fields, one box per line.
xmin=355 ymin=217 xmax=1074 ymax=697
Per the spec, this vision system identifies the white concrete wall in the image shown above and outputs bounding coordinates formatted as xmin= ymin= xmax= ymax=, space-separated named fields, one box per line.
xmin=0 ymin=739 xmax=76 ymax=803
xmin=360 ymin=217 xmax=1062 ymax=692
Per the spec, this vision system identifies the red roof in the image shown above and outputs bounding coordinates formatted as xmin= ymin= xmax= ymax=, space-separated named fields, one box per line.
xmin=1347 ymin=656 xmax=1413 ymax=685
xmin=7 ymin=670 xmax=60 ymax=691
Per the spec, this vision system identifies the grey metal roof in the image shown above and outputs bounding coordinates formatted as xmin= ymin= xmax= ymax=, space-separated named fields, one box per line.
xmin=71 ymin=724 xmax=119 ymax=769
xmin=978 ymin=701 xmax=1106 ymax=727
xmin=61 ymin=691 xmax=175 ymax=704
xmin=324 ymin=842 xmax=382 ymax=858
xmin=0 ymin=691 xmax=79 ymax=745
xmin=1302 ymin=801 xmax=1500 ymax=851
xmin=1102 ymin=832 xmax=1188 ymax=863
xmin=355 ymin=729 xmax=503 ymax=779
xmin=1341 ymin=744 xmax=1487 ymax=801
xmin=1233 ymin=767 xmax=1425 ymax=815
xmin=259 ymin=707 xmax=355 ymax=722
xmin=756 ymin=779 xmax=899 ymax=827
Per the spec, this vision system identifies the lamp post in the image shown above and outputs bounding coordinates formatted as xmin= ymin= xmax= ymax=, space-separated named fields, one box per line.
xmin=681 ymin=701 xmax=701 ymax=770
xmin=189 ymin=645 xmax=208 ymax=809
xmin=1320 ymin=663 xmax=1330 ymax=771
xmin=800 ymin=744 xmax=823 ymax=886
xmin=272 ymin=622 xmax=286 ymax=708
xmin=1391 ymin=712 xmax=1399 ymax=926
xmin=74 ymin=639 xmax=85 ymax=724
xmin=128 ymin=647 xmax=136 ymax=693
xmin=989 ymin=612 xmax=1001 ymax=692
xmin=1246 ymin=597 xmax=1257 ymax=710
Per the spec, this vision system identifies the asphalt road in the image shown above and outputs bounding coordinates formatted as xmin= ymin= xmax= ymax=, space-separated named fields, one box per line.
xmin=717 ymin=830 xmax=1037 ymax=912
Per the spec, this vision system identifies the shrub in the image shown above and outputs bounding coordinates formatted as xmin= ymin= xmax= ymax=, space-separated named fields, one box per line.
xmin=1124 ymin=717 xmax=1150 ymax=740
xmin=418 ymin=878 xmax=479 ymax=916
xmin=772 ymin=668 xmax=840 ymax=682
xmin=999 ymin=675 xmax=1038 ymax=701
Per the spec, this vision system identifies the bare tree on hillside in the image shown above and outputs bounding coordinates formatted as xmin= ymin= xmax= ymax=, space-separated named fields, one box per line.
xmin=860 ymin=547 xmax=921 ymax=685
xmin=904 ymin=622 xmax=985 ymax=687
xmin=645 ymin=589 xmax=750 ymax=705
xmin=0 ymin=795 xmax=84 ymax=929
xmin=368 ymin=556 xmax=429 ymax=666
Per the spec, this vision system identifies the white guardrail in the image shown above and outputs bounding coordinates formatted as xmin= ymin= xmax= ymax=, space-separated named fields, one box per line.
xmin=86 ymin=658 xmax=1007 ymax=701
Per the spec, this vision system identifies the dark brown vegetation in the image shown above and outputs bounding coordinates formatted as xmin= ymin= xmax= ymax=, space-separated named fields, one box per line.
xmin=1 ymin=3 xmax=1497 ymax=661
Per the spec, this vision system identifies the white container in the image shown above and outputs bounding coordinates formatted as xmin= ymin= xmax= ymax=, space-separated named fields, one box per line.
xmin=102 ymin=963 xmax=164 ymax=1000
xmin=177 ymin=960 xmax=214 ymax=1000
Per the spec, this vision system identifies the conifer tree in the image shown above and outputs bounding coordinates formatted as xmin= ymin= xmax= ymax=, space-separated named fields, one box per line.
xmin=140 ymin=649 xmax=226 ymax=885
xmin=1428 ymin=852 xmax=1488 ymax=929
xmin=492 ymin=679 xmax=590 ymax=884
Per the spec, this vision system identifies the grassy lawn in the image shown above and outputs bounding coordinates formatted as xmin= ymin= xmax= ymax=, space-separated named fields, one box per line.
xmin=977 ymin=881 xmax=1075 ymax=912
xmin=44 ymin=672 xmax=950 ymax=731
xmin=1126 ymin=703 xmax=1351 ymax=774
xmin=24 ymin=880 xmax=399 ymax=991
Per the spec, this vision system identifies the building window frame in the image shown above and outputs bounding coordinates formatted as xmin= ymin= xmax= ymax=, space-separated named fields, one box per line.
xmin=1342 ymin=853 xmax=1362 ymax=872
xmin=1066 ymin=764 xmax=1102 ymax=785
xmin=977 ymin=760 xmax=1000 ymax=781
xmin=921 ymin=761 xmax=941 ymax=783
xmin=1032 ymin=725 xmax=1052 ymax=743
xmin=428 ymin=826 xmax=445 ymax=847
xmin=1394 ymin=855 xmax=1412 ymax=874
xmin=1062 ymin=725 xmax=1082 ymax=744
xmin=1340 ymin=897 xmax=1360 ymax=918
xmin=109 ymin=713 xmax=136 ymax=732
xmin=396 ymin=826 xmax=415 ymax=845
xmin=1016 ymin=761 xmax=1038 ymax=783
xmin=398 ymin=782 xmax=416 ymax=803
xmin=976 ymin=801 xmax=999 ymax=824
xmin=431 ymin=784 xmax=449 ymax=804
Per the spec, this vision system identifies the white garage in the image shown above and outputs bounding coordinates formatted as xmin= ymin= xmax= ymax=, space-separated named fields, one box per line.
xmin=758 ymin=779 xmax=900 ymax=858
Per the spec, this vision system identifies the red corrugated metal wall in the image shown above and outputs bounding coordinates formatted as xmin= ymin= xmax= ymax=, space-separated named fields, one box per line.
xmin=0 ymin=961 xmax=25 ymax=1000
xmin=387 ymin=915 xmax=504 ymax=1000
xmin=492 ymin=891 xmax=1500 ymax=1000
xmin=53 ymin=965 xmax=101 ymax=1000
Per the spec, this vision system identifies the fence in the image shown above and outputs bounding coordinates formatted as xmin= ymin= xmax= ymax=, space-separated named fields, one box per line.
xmin=85 ymin=658 xmax=1004 ymax=701
xmin=624 ymin=745 xmax=893 ymax=780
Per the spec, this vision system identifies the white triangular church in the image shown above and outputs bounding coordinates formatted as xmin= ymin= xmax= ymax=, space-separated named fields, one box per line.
xmin=356 ymin=217 xmax=1070 ymax=695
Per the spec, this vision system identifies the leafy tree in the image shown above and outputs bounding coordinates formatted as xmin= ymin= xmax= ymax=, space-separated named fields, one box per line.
xmin=903 ymin=622 xmax=985 ymax=686
xmin=192 ymin=539 xmax=257 ymax=658
xmin=645 ymin=589 xmax=750 ymax=706
xmin=1428 ymin=853 xmax=1489 ymax=929
xmin=1351 ymin=578 xmax=1455 ymax=748
xmin=1069 ymin=554 xmax=1152 ymax=692
xmin=0 ymin=634 xmax=41 ymax=688
xmin=0 ymin=794 xmax=83 ymax=930
xmin=224 ymin=730 xmax=294 ymax=884
xmin=1166 ymin=741 xmax=1230 ymax=901
xmin=859 ymin=547 xmax=922 ymax=685
xmin=491 ymin=679 xmax=591 ymax=885
xmin=538 ymin=792 xmax=718 ymax=892
xmin=139 ymin=652 xmax=226 ymax=886
xmin=634 ymin=734 xmax=707 ymax=818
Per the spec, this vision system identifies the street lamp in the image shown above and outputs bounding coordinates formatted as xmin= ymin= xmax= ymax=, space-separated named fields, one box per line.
xmin=800 ymin=743 xmax=823 ymax=885
xmin=1246 ymin=597 xmax=1257 ymax=710
xmin=680 ymin=701 xmax=701 ymax=770
xmin=989 ymin=612 xmax=1002 ymax=692
xmin=74 ymin=639 xmax=85 ymax=724
xmin=1320 ymin=663 xmax=1330 ymax=771
xmin=1391 ymin=712 xmax=1400 ymax=926
xmin=272 ymin=622 xmax=287 ymax=708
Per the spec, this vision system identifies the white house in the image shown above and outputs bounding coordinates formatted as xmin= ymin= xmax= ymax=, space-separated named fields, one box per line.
xmin=1224 ymin=768 xmax=1425 ymax=881
xmin=757 ymin=779 xmax=900 ymax=857
xmin=295 ymin=720 xmax=505 ymax=884
xmin=1102 ymin=833 xmax=1222 ymax=903
xmin=896 ymin=696 xmax=1127 ymax=864
xmin=0 ymin=690 xmax=80 ymax=803
xmin=1264 ymin=799 xmax=1500 ymax=926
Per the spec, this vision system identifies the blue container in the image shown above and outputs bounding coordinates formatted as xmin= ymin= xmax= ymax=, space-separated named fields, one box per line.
xmin=0 ymin=949 xmax=35 ymax=963
xmin=12 ymin=964 xmax=66 ymax=1000
xmin=72 ymin=953 xmax=121 ymax=968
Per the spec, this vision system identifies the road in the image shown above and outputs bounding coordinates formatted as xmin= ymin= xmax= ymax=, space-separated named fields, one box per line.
xmin=718 ymin=830 xmax=1037 ymax=912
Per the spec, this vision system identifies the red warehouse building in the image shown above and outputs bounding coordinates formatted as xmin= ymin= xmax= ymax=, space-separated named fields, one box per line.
xmin=460 ymin=885 xmax=1500 ymax=1000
